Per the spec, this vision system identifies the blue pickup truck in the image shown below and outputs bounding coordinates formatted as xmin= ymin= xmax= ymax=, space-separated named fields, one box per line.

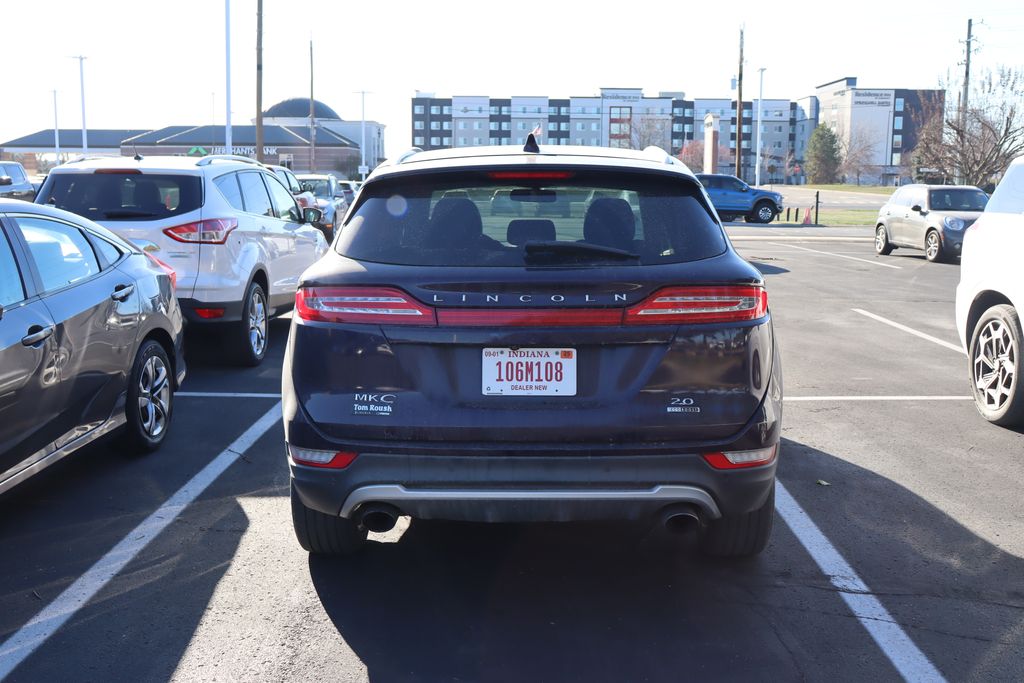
xmin=696 ymin=173 xmax=783 ymax=224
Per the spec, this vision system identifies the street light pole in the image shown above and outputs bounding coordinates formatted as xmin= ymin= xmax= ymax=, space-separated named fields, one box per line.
xmin=755 ymin=67 xmax=765 ymax=186
xmin=53 ymin=90 xmax=61 ymax=162
xmin=354 ymin=90 xmax=370 ymax=180
xmin=225 ymin=0 xmax=233 ymax=152
xmin=70 ymin=56 xmax=88 ymax=153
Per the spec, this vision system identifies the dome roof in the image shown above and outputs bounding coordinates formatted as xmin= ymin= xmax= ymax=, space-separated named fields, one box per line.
xmin=264 ymin=98 xmax=340 ymax=120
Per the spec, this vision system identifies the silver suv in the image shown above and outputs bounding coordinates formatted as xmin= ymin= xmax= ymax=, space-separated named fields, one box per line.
xmin=875 ymin=184 xmax=989 ymax=262
xmin=36 ymin=155 xmax=328 ymax=365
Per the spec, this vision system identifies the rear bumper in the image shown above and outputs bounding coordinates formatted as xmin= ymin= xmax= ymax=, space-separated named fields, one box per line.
xmin=178 ymin=297 xmax=244 ymax=323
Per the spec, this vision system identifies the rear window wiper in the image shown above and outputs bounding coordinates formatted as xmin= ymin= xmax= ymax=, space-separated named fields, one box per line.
xmin=101 ymin=209 xmax=159 ymax=218
xmin=523 ymin=240 xmax=639 ymax=261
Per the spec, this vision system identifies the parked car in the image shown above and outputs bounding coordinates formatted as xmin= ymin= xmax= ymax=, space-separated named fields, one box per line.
xmin=336 ymin=180 xmax=360 ymax=206
xmin=876 ymin=184 xmax=989 ymax=262
xmin=0 ymin=161 xmax=36 ymax=201
xmin=0 ymin=200 xmax=185 ymax=495
xmin=267 ymin=164 xmax=316 ymax=211
xmin=695 ymin=173 xmax=783 ymax=223
xmin=284 ymin=142 xmax=781 ymax=558
xmin=955 ymin=157 xmax=1024 ymax=427
xmin=297 ymin=174 xmax=348 ymax=241
xmin=36 ymin=155 xmax=327 ymax=366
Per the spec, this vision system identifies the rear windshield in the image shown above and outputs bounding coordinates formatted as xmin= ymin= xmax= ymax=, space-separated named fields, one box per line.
xmin=301 ymin=179 xmax=332 ymax=198
xmin=38 ymin=172 xmax=203 ymax=221
xmin=335 ymin=170 xmax=726 ymax=267
xmin=928 ymin=188 xmax=988 ymax=212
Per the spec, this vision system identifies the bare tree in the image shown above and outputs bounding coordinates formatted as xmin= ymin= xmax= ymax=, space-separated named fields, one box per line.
xmin=630 ymin=116 xmax=671 ymax=150
xmin=913 ymin=67 xmax=1024 ymax=186
xmin=677 ymin=140 xmax=704 ymax=170
xmin=839 ymin=128 xmax=878 ymax=185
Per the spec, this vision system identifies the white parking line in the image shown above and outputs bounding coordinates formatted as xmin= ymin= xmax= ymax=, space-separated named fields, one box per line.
xmin=178 ymin=391 xmax=280 ymax=399
xmin=772 ymin=242 xmax=902 ymax=269
xmin=786 ymin=395 xmax=970 ymax=402
xmin=775 ymin=482 xmax=946 ymax=682
xmin=852 ymin=309 xmax=966 ymax=355
xmin=0 ymin=403 xmax=283 ymax=680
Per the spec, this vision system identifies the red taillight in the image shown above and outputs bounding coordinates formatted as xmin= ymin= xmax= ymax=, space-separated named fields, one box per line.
xmin=625 ymin=286 xmax=767 ymax=325
xmin=702 ymin=445 xmax=777 ymax=470
xmin=93 ymin=168 xmax=141 ymax=174
xmin=436 ymin=308 xmax=622 ymax=326
xmin=487 ymin=171 xmax=575 ymax=179
xmin=163 ymin=218 xmax=238 ymax=244
xmin=144 ymin=252 xmax=177 ymax=290
xmin=194 ymin=308 xmax=225 ymax=319
xmin=295 ymin=287 xmax=437 ymax=325
xmin=288 ymin=445 xmax=358 ymax=469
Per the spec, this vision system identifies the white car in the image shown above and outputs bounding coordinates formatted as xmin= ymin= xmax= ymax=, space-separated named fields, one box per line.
xmin=955 ymin=155 xmax=1024 ymax=427
xmin=36 ymin=155 xmax=328 ymax=366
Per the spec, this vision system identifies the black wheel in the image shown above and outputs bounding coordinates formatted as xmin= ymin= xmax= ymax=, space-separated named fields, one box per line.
xmin=924 ymin=230 xmax=944 ymax=262
xmin=719 ymin=213 xmax=737 ymax=223
xmin=233 ymin=280 xmax=268 ymax=366
xmin=699 ymin=483 xmax=774 ymax=557
xmin=291 ymin=481 xmax=366 ymax=555
xmin=875 ymin=225 xmax=894 ymax=255
xmin=969 ymin=304 xmax=1024 ymax=427
xmin=748 ymin=202 xmax=777 ymax=224
xmin=121 ymin=339 xmax=173 ymax=452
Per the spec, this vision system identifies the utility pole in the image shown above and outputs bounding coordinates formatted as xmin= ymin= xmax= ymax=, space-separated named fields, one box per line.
xmin=755 ymin=67 xmax=765 ymax=186
xmin=354 ymin=90 xmax=369 ymax=180
xmin=309 ymin=40 xmax=316 ymax=172
xmin=255 ymin=0 xmax=264 ymax=162
xmin=52 ymin=90 xmax=61 ymax=162
xmin=735 ymin=27 xmax=744 ymax=179
xmin=961 ymin=18 xmax=973 ymax=131
xmin=70 ymin=56 xmax=88 ymax=153
xmin=225 ymin=0 xmax=232 ymax=152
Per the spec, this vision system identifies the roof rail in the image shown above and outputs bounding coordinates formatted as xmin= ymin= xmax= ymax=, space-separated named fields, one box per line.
xmin=394 ymin=147 xmax=423 ymax=165
xmin=195 ymin=154 xmax=261 ymax=167
xmin=641 ymin=145 xmax=679 ymax=166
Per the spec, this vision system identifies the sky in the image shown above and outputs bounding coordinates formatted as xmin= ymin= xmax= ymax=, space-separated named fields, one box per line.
xmin=2 ymin=0 xmax=1022 ymax=159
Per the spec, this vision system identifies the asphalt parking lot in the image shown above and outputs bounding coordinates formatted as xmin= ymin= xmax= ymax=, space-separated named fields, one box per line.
xmin=1 ymin=228 xmax=1022 ymax=682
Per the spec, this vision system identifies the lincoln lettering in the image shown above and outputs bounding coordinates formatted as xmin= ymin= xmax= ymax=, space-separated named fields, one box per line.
xmin=429 ymin=293 xmax=628 ymax=304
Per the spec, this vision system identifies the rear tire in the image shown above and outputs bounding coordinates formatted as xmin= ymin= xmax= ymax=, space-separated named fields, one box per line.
xmin=699 ymin=484 xmax=774 ymax=557
xmin=120 ymin=340 xmax=174 ymax=453
xmin=291 ymin=481 xmax=366 ymax=556
xmin=719 ymin=213 xmax=737 ymax=223
xmin=233 ymin=280 xmax=268 ymax=367
xmin=969 ymin=304 xmax=1024 ymax=427
xmin=875 ymin=225 xmax=894 ymax=255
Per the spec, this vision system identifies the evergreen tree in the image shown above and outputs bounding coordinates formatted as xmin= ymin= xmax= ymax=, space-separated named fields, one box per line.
xmin=805 ymin=125 xmax=841 ymax=183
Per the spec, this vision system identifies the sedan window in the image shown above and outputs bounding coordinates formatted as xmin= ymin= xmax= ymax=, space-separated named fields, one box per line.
xmin=17 ymin=216 xmax=100 ymax=293
xmin=237 ymin=172 xmax=275 ymax=217
xmin=0 ymin=228 xmax=25 ymax=307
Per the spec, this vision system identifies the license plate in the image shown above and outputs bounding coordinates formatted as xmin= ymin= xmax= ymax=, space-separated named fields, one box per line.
xmin=482 ymin=348 xmax=577 ymax=396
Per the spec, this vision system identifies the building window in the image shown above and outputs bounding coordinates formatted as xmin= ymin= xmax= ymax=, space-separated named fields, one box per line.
xmin=442 ymin=121 xmax=451 ymax=130
xmin=430 ymin=121 xmax=440 ymax=130
xmin=516 ymin=137 xmax=524 ymax=145
xmin=591 ymin=138 xmax=599 ymax=146
xmin=430 ymin=136 xmax=441 ymax=146
xmin=501 ymin=121 xmax=510 ymax=130
xmin=473 ymin=137 xmax=482 ymax=145
xmin=893 ymin=134 xmax=903 ymax=148
xmin=741 ymin=140 xmax=750 ymax=149
xmin=548 ymin=121 xmax=557 ymax=131
xmin=490 ymin=106 xmax=500 ymax=115
xmin=430 ymin=105 xmax=440 ymax=115
xmin=560 ymin=122 xmax=569 ymax=131
xmin=490 ymin=121 xmax=499 ymax=131
xmin=458 ymin=121 xmax=467 ymax=130
xmin=672 ymin=123 xmax=683 ymax=132
xmin=560 ymin=107 xmax=569 ymax=115
xmin=458 ymin=137 xmax=467 ymax=146
xmin=895 ymin=98 xmax=904 ymax=112
xmin=278 ymin=153 xmax=294 ymax=169
xmin=413 ymin=105 xmax=424 ymax=114
xmin=413 ymin=136 xmax=425 ymax=145
xmin=684 ymin=124 xmax=693 ymax=133
xmin=590 ymin=122 xmax=599 ymax=131
xmin=442 ymin=137 xmax=451 ymax=146
xmin=548 ymin=106 xmax=557 ymax=115
xmin=775 ymin=125 xmax=783 ymax=133
xmin=472 ymin=121 xmax=481 ymax=130
xmin=742 ymin=124 xmax=751 ymax=134
xmin=894 ymin=116 xmax=903 ymax=131
xmin=575 ymin=122 xmax=585 ymax=131
xmin=673 ymin=107 xmax=684 ymax=116
xmin=501 ymin=106 xmax=510 ymax=115
xmin=414 ymin=121 xmax=424 ymax=130
xmin=672 ymin=137 xmax=682 ymax=147
xmin=774 ymin=141 xmax=783 ymax=149
xmin=892 ymin=152 xmax=902 ymax=165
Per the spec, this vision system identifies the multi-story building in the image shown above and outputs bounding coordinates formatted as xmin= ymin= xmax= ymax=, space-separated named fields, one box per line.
xmin=814 ymin=77 xmax=944 ymax=184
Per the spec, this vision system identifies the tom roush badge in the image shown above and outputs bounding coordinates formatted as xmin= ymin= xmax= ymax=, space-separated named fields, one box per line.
xmin=353 ymin=393 xmax=395 ymax=416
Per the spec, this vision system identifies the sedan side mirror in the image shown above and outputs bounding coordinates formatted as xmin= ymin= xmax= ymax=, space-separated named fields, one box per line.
xmin=303 ymin=207 xmax=324 ymax=225
xmin=911 ymin=204 xmax=924 ymax=213
xmin=0 ymin=176 xmax=12 ymax=186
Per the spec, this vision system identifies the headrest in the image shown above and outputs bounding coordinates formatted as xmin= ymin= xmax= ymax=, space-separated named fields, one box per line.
xmin=583 ymin=198 xmax=636 ymax=251
xmin=507 ymin=219 xmax=556 ymax=246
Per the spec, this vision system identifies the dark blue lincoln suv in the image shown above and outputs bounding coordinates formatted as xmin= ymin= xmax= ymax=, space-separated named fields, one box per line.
xmin=283 ymin=140 xmax=782 ymax=558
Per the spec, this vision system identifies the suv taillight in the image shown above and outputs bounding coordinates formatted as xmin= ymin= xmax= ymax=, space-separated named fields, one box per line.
xmin=163 ymin=218 xmax=237 ymax=244
xmin=295 ymin=287 xmax=437 ymax=325
xmin=624 ymin=286 xmax=767 ymax=325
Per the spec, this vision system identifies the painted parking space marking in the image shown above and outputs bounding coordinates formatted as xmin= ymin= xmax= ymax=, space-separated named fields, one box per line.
xmin=771 ymin=243 xmax=902 ymax=269
xmin=852 ymin=309 xmax=966 ymax=355
xmin=775 ymin=482 xmax=946 ymax=682
xmin=0 ymin=403 xmax=283 ymax=680
xmin=178 ymin=392 xmax=281 ymax=399
xmin=786 ymin=395 xmax=970 ymax=402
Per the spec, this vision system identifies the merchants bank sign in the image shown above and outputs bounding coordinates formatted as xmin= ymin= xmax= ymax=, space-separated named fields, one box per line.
xmin=211 ymin=146 xmax=278 ymax=156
